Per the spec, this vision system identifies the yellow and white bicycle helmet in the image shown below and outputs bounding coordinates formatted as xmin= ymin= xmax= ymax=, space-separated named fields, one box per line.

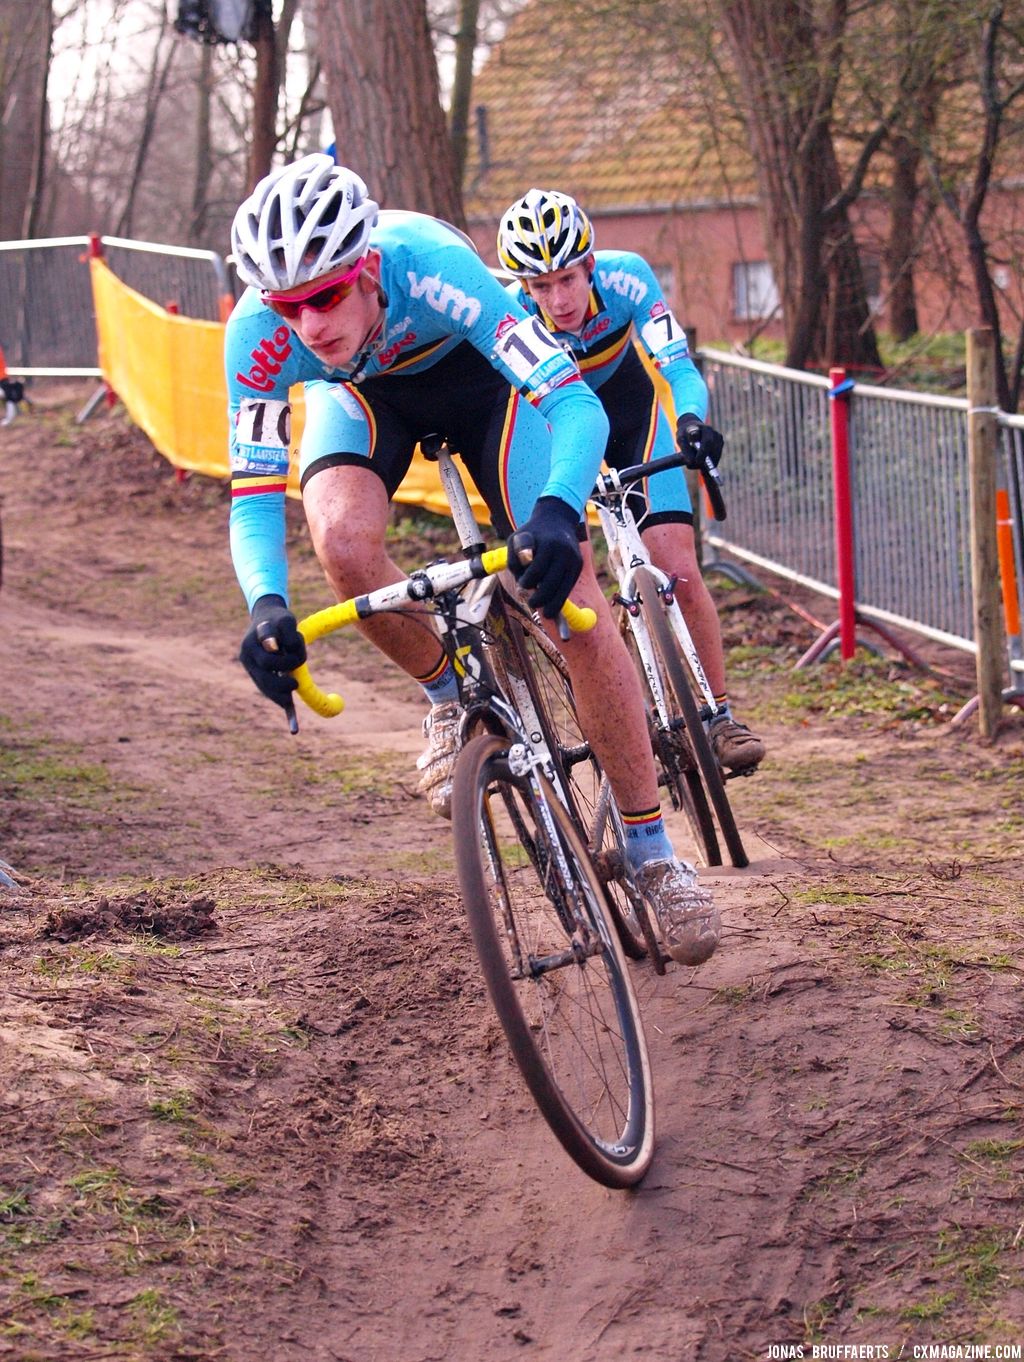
xmin=231 ymin=153 xmax=379 ymax=291
xmin=497 ymin=188 xmax=594 ymax=275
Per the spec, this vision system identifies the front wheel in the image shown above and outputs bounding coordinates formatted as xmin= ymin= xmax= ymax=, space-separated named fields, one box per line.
xmin=452 ymin=733 xmax=655 ymax=1189
xmin=496 ymin=595 xmax=648 ymax=959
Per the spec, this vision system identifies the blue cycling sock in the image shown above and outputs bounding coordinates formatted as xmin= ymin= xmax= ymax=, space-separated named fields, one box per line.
xmin=622 ymin=806 xmax=674 ymax=870
xmin=417 ymin=654 xmax=460 ymax=705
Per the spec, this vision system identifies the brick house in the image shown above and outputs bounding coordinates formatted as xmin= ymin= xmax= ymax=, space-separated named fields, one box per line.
xmin=461 ymin=1 xmax=1024 ymax=353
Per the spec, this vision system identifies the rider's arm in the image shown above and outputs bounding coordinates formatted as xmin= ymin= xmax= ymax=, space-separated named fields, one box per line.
xmin=443 ymin=254 xmax=608 ymax=514
xmin=604 ymin=251 xmax=709 ymax=422
xmin=225 ymin=301 xmax=302 ymax=609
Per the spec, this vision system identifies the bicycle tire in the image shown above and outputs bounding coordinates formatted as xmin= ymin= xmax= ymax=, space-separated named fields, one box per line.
xmin=452 ymin=733 xmax=655 ymax=1188
xmin=635 ymin=568 xmax=749 ymax=869
xmin=493 ymin=594 xmax=649 ymax=959
xmin=619 ymin=604 xmax=722 ymax=866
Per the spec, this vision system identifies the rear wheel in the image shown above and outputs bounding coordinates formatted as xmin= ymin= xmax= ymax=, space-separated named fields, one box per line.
xmin=634 ymin=568 xmax=748 ymax=869
xmin=452 ymin=733 xmax=655 ymax=1188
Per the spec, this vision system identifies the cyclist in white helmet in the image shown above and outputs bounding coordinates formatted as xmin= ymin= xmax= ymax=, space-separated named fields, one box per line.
xmin=225 ymin=154 xmax=721 ymax=967
xmin=498 ymin=188 xmax=764 ymax=773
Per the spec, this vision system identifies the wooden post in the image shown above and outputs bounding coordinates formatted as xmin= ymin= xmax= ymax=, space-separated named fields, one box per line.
xmin=967 ymin=328 xmax=1006 ymax=739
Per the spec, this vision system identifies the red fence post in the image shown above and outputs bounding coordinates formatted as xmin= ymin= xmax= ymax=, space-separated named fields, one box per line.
xmin=829 ymin=367 xmax=857 ymax=661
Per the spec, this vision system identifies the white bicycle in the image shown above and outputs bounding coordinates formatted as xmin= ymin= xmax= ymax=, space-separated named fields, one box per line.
xmin=590 ymin=449 xmax=749 ymax=882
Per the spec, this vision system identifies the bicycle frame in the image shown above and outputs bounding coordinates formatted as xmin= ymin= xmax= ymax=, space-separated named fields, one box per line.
xmin=591 ymin=466 xmax=718 ymax=729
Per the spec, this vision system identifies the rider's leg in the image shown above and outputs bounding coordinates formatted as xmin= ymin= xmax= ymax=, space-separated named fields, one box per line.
xmin=543 ymin=544 xmax=720 ymax=966
xmin=541 ymin=543 xmax=660 ymax=815
xmin=303 ymin=462 xmax=447 ymax=683
xmin=641 ymin=520 xmax=726 ymax=697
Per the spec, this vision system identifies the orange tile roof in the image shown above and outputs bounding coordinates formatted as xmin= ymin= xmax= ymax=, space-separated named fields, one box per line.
xmin=463 ymin=2 xmax=758 ymax=222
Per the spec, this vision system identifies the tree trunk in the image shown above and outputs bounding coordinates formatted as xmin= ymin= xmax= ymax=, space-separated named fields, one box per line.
xmin=885 ymin=133 xmax=922 ymax=342
xmin=249 ymin=0 xmax=279 ymax=189
xmin=190 ymin=41 xmax=214 ymax=244
xmin=115 ymin=13 xmax=178 ymax=237
xmin=314 ymin=0 xmax=465 ymax=224
xmin=0 ymin=0 xmax=52 ymax=238
xmin=449 ymin=0 xmax=481 ymax=185
xmin=718 ymin=0 xmax=882 ymax=371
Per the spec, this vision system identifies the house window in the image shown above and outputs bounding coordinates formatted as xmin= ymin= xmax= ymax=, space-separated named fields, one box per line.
xmin=860 ymin=254 xmax=883 ymax=315
xmin=651 ymin=263 xmax=675 ymax=306
xmin=733 ymin=261 xmax=779 ymax=321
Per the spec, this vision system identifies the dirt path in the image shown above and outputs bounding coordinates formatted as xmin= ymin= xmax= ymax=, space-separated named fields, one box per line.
xmin=1 ymin=388 xmax=1023 ymax=1361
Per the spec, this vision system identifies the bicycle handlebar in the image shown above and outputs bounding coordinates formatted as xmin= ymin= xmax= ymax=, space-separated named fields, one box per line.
xmin=594 ymin=447 xmax=727 ymax=522
xmin=289 ymin=545 xmax=597 ymax=724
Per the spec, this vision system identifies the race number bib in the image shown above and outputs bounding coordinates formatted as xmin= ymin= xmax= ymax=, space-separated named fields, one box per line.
xmin=235 ymin=398 xmax=291 ymax=449
xmin=494 ymin=316 xmax=579 ymax=399
xmin=639 ymin=307 xmax=690 ymax=367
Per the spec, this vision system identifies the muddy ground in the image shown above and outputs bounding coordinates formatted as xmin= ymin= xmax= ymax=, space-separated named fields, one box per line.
xmin=1 ymin=385 xmax=1022 ymax=1362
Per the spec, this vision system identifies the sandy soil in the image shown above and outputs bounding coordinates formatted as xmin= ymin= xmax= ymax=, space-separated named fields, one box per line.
xmin=1 ymin=386 xmax=1023 ymax=1362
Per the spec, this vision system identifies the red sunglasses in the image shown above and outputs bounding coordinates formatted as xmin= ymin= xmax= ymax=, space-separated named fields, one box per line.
xmin=261 ymin=257 xmax=366 ymax=320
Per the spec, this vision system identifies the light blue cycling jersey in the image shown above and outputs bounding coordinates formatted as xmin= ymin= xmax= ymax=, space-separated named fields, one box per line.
xmin=226 ymin=210 xmax=608 ymax=609
xmin=506 ymin=249 xmax=707 ymax=418
xmin=507 ymin=250 xmax=709 ymax=522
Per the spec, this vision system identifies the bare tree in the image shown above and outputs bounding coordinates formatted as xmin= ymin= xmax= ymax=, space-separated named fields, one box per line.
xmin=116 ymin=8 xmax=179 ymax=236
xmin=922 ymin=2 xmax=1024 ymax=410
xmin=448 ymin=0 xmax=481 ymax=182
xmin=314 ymin=0 xmax=465 ymax=222
xmin=714 ymin=0 xmax=891 ymax=370
xmin=1 ymin=0 xmax=53 ymax=238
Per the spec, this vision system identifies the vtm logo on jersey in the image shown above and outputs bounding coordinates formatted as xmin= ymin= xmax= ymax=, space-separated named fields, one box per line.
xmin=235 ymin=325 xmax=293 ymax=393
xmin=495 ymin=314 xmax=519 ymax=340
xmin=406 ymin=271 xmax=482 ymax=328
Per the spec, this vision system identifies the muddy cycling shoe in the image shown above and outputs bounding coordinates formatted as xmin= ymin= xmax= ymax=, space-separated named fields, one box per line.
xmin=709 ymin=714 xmax=766 ymax=772
xmin=415 ymin=701 xmax=463 ymax=819
xmin=634 ymin=858 xmax=721 ymax=966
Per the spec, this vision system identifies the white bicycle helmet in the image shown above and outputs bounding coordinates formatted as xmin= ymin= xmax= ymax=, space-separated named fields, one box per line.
xmin=497 ymin=188 xmax=594 ymax=275
xmin=231 ymin=153 xmax=379 ymax=291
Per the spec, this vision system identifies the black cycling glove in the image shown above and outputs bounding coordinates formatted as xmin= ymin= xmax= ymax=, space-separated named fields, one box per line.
xmin=507 ymin=496 xmax=584 ymax=621
xmin=239 ymin=594 xmax=307 ymax=708
xmin=676 ymin=413 xmax=725 ymax=470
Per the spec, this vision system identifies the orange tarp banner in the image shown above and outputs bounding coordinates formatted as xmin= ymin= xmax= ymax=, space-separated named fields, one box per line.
xmin=89 ymin=258 xmax=489 ymax=517
xmin=91 ymin=259 xmax=679 ymax=521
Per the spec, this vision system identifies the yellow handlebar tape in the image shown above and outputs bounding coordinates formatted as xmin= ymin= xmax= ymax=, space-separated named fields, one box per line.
xmin=290 ymin=551 xmax=595 ymax=720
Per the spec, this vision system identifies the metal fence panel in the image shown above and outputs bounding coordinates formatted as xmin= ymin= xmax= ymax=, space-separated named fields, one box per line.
xmin=701 ymin=350 xmax=980 ymax=654
xmin=702 ymin=354 xmax=834 ymax=589
xmin=0 ymin=236 xmax=233 ymax=374
xmin=849 ymin=390 xmax=972 ymax=642
xmin=0 ymin=237 xmax=95 ymax=369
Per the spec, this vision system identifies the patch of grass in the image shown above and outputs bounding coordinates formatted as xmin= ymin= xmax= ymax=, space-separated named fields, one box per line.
xmin=0 ymin=1187 xmax=32 ymax=1218
xmin=1 ymin=740 xmax=113 ymax=803
xmin=804 ymin=1162 xmax=864 ymax=1199
xmin=900 ymin=1290 xmax=955 ymax=1320
xmin=35 ymin=948 xmax=131 ymax=979
xmin=54 ymin=1306 xmax=96 ymax=1341
xmin=67 ymin=1168 xmax=174 ymax=1227
xmin=148 ymin=1090 xmax=194 ymax=1124
xmin=792 ymin=888 xmax=872 ymax=908
xmin=777 ymin=654 xmax=961 ymax=724
xmin=938 ymin=1007 xmax=981 ymax=1039
xmin=712 ymin=983 xmax=754 ymax=1005
xmin=129 ymin=1288 xmax=179 ymax=1344
xmin=964 ymin=1138 xmax=1024 ymax=1161
xmin=933 ymin=1226 xmax=1021 ymax=1303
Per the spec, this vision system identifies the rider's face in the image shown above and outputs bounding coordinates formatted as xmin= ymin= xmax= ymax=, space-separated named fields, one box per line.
xmin=265 ymin=252 xmax=383 ymax=366
xmin=523 ymin=260 xmax=593 ymax=334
